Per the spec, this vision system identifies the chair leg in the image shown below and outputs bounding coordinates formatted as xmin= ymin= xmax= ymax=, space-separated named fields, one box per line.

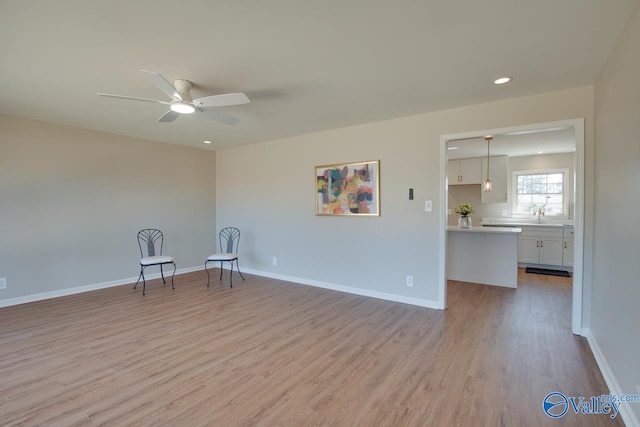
xmin=229 ymin=260 xmax=233 ymax=288
xmin=170 ymin=262 xmax=176 ymax=290
xmin=219 ymin=261 xmax=223 ymax=280
xmin=160 ymin=265 xmax=166 ymax=284
xmin=236 ymin=259 xmax=245 ymax=281
xmin=141 ymin=266 xmax=147 ymax=295
xmin=205 ymin=260 xmax=211 ymax=287
xmin=134 ymin=267 xmax=143 ymax=289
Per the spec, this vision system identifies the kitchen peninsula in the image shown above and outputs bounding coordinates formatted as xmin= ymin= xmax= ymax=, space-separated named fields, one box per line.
xmin=447 ymin=226 xmax=522 ymax=288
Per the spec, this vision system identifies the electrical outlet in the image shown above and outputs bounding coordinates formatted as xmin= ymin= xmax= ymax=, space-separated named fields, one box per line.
xmin=272 ymin=257 xmax=278 ymax=266
xmin=406 ymin=275 xmax=413 ymax=287
xmin=0 ymin=277 xmax=6 ymax=289
xmin=447 ymin=208 xmax=452 ymax=215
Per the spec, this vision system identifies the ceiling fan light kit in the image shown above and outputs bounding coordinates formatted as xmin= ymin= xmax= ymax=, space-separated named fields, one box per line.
xmin=98 ymin=70 xmax=249 ymax=124
xmin=170 ymin=102 xmax=195 ymax=114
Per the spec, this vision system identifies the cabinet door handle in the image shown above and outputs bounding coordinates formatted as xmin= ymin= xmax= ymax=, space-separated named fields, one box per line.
xmin=537 ymin=240 xmax=539 ymax=248
xmin=564 ymin=242 xmax=567 ymax=249
xmin=540 ymin=240 xmax=543 ymax=248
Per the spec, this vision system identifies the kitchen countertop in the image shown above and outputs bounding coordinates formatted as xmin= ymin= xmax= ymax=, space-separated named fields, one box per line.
xmin=447 ymin=226 xmax=522 ymax=234
xmin=480 ymin=222 xmax=567 ymax=228
xmin=481 ymin=218 xmax=573 ymax=228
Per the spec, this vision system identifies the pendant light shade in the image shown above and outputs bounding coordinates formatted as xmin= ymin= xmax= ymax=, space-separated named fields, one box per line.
xmin=484 ymin=178 xmax=493 ymax=192
xmin=484 ymin=136 xmax=493 ymax=192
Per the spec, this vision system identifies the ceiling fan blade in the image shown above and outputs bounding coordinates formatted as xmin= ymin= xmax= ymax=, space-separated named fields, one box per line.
xmin=198 ymin=108 xmax=239 ymax=125
xmin=158 ymin=110 xmax=180 ymax=123
xmin=140 ymin=69 xmax=181 ymax=101
xmin=98 ymin=93 xmax=170 ymax=105
xmin=194 ymin=93 xmax=250 ymax=108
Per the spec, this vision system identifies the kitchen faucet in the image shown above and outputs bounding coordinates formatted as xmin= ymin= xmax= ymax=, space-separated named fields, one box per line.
xmin=534 ymin=206 xmax=544 ymax=223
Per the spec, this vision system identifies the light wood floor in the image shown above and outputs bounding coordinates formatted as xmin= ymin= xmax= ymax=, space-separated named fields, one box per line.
xmin=0 ymin=269 xmax=623 ymax=426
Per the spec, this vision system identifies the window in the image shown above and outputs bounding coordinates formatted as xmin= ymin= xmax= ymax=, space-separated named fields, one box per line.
xmin=513 ymin=170 xmax=568 ymax=216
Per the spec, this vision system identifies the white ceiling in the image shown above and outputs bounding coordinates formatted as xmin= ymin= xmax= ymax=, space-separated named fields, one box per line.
xmin=446 ymin=127 xmax=576 ymax=160
xmin=1 ymin=0 xmax=637 ymax=151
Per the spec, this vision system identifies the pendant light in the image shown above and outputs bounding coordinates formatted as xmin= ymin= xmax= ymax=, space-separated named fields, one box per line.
xmin=484 ymin=136 xmax=493 ymax=192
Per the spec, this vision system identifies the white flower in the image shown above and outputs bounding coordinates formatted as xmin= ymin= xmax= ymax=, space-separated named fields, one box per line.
xmin=454 ymin=203 xmax=474 ymax=217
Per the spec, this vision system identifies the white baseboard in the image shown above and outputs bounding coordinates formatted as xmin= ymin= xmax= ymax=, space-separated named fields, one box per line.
xmin=0 ymin=265 xmax=442 ymax=311
xmin=238 ymin=266 xmax=443 ymax=310
xmin=0 ymin=265 xmax=204 ymax=308
xmin=585 ymin=329 xmax=640 ymax=427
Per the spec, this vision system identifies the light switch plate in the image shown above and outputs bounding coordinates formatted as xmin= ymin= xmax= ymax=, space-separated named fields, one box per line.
xmin=425 ymin=200 xmax=432 ymax=212
xmin=0 ymin=277 xmax=6 ymax=289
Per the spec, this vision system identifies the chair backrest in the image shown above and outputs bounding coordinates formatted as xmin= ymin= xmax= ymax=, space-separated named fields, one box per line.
xmin=137 ymin=229 xmax=164 ymax=258
xmin=219 ymin=227 xmax=241 ymax=254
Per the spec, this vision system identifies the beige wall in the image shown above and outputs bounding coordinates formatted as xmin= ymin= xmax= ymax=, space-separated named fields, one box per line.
xmin=217 ymin=86 xmax=594 ymax=304
xmin=447 ymin=184 xmax=482 ymax=226
xmin=0 ymin=115 xmax=217 ymax=301
xmin=593 ymin=4 xmax=640 ymax=424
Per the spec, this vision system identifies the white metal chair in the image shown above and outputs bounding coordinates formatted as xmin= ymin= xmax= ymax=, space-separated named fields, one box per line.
xmin=134 ymin=229 xmax=176 ymax=295
xmin=205 ymin=227 xmax=245 ymax=287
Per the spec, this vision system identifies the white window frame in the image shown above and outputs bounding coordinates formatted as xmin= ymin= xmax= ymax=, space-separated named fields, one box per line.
xmin=511 ymin=168 xmax=569 ymax=218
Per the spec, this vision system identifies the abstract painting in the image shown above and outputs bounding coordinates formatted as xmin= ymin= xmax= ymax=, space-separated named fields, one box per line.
xmin=315 ymin=160 xmax=380 ymax=216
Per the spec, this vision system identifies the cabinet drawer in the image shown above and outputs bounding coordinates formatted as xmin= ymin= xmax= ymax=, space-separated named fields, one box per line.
xmin=520 ymin=226 xmax=563 ymax=238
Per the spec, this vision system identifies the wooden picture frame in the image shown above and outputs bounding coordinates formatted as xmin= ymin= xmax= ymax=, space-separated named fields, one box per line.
xmin=315 ymin=160 xmax=380 ymax=216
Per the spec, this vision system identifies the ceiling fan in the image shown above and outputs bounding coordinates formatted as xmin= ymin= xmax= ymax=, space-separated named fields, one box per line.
xmin=98 ymin=70 xmax=249 ymax=124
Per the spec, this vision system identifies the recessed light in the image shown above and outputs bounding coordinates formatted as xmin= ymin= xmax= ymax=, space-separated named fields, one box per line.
xmin=537 ymin=151 xmax=544 ymax=154
xmin=203 ymin=140 xmax=212 ymax=144
xmin=447 ymin=146 xmax=459 ymax=150
xmin=494 ymin=77 xmax=511 ymax=85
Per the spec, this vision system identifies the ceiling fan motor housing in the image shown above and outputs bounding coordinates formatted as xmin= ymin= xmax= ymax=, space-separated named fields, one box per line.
xmin=173 ymin=79 xmax=194 ymax=102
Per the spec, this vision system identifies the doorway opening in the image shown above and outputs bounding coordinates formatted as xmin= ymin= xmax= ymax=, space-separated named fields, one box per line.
xmin=438 ymin=119 xmax=585 ymax=335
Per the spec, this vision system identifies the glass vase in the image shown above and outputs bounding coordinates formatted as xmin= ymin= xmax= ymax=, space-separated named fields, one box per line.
xmin=458 ymin=216 xmax=472 ymax=229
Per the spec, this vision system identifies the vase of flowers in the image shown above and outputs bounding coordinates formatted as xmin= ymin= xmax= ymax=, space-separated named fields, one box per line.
xmin=454 ymin=203 xmax=474 ymax=229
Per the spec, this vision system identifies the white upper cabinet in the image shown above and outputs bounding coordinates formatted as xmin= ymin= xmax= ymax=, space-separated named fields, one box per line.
xmin=481 ymin=155 xmax=508 ymax=204
xmin=447 ymin=158 xmax=481 ymax=185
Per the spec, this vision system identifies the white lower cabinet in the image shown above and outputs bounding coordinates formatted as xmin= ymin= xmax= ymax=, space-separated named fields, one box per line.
xmin=540 ymin=237 xmax=564 ymax=265
xmin=518 ymin=227 xmax=564 ymax=266
xmin=562 ymin=226 xmax=574 ymax=267
xmin=519 ymin=236 xmax=543 ymax=264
